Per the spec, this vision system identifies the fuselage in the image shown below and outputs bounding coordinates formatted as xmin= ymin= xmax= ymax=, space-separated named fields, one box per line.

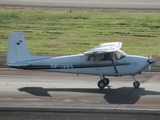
xmin=11 ymin=53 xmax=150 ymax=76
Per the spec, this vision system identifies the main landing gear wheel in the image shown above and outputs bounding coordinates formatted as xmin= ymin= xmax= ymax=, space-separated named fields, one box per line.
xmin=104 ymin=78 xmax=110 ymax=86
xmin=97 ymin=78 xmax=110 ymax=89
xmin=98 ymin=80 xmax=105 ymax=89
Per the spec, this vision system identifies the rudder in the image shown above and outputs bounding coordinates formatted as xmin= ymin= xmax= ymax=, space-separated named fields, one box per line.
xmin=7 ymin=32 xmax=32 ymax=65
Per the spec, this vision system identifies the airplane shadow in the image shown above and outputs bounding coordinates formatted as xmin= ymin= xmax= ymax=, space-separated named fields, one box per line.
xmin=18 ymin=87 xmax=160 ymax=104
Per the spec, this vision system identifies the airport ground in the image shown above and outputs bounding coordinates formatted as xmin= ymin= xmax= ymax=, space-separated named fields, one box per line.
xmin=0 ymin=70 xmax=160 ymax=119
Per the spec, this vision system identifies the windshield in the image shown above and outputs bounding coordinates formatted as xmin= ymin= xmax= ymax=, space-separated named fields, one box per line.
xmin=115 ymin=50 xmax=126 ymax=59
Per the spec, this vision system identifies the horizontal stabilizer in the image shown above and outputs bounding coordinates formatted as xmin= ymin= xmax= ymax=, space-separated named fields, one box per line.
xmin=7 ymin=62 xmax=31 ymax=67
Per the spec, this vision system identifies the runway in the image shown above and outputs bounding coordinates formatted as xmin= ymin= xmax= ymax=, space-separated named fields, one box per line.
xmin=0 ymin=0 xmax=160 ymax=9
xmin=0 ymin=70 xmax=160 ymax=111
xmin=0 ymin=70 xmax=160 ymax=119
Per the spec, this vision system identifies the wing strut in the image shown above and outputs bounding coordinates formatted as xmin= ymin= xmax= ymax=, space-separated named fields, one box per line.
xmin=109 ymin=53 xmax=119 ymax=74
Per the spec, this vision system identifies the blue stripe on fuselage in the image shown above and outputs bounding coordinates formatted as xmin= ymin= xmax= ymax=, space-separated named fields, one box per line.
xmin=9 ymin=63 xmax=130 ymax=70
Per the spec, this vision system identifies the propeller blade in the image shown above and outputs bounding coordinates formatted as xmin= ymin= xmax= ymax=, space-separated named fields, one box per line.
xmin=149 ymin=65 xmax=151 ymax=72
xmin=147 ymin=56 xmax=156 ymax=72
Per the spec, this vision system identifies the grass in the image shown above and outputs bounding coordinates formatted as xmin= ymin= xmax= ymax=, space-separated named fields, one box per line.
xmin=0 ymin=7 xmax=160 ymax=58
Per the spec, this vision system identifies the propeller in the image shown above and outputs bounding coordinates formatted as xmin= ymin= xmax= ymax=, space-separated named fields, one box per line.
xmin=148 ymin=54 xmax=156 ymax=72
xmin=149 ymin=54 xmax=152 ymax=72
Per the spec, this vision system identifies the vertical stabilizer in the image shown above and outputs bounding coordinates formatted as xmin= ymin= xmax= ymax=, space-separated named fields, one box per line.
xmin=7 ymin=32 xmax=32 ymax=65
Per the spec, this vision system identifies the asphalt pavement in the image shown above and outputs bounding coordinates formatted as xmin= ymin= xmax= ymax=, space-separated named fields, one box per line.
xmin=0 ymin=70 xmax=160 ymax=119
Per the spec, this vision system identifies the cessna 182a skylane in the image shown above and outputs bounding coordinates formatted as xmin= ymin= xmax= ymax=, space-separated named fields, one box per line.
xmin=7 ymin=32 xmax=156 ymax=89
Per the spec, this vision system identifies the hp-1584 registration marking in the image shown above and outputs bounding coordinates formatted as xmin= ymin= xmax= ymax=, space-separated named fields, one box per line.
xmin=50 ymin=63 xmax=73 ymax=69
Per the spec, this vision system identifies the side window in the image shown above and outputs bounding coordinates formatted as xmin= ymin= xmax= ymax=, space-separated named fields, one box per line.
xmin=101 ymin=53 xmax=111 ymax=61
xmin=86 ymin=55 xmax=96 ymax=61
xmin=86 ymin=53 xmax=113 ymax=61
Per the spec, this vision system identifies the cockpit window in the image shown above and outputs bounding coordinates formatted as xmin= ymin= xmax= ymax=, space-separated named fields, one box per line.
xmin=115 ymin=50 xmax=126 ymax=59
xmin=101 ymin=53 xmax=111 ymax=61
xmin=96 ymin=53 xmax=111 ymax=61
xmin=87 ymin=54 xmax=111 ymax=61
xmin=86 ymin=50 xmax=126 ymax=61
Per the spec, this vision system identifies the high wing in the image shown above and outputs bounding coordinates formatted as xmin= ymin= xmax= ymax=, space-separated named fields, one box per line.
xmin=84 ymin=42 xmax=122 ymax=55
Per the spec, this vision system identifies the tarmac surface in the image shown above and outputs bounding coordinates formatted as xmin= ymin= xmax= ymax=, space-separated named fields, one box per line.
xmin=0 ymin=70 xmax=160 ymax=119
xmin=0 ymin=70 xmax=159 ymax=110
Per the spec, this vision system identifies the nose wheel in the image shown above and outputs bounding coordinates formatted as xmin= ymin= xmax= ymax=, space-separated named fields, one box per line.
xmin=97 ymin=78 xmax=110 ymax=89
xmin=133 ymin=81 xmax=140 ymax=88
xmin=133 ymin=76 xmax=140 ymax=88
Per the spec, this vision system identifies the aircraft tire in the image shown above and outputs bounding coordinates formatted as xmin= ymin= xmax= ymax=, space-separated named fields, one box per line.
xmin=133 ymin=81 xmax=140 ymax=88
xmin=104 ymin=78 xmax=109 ymax=86
xmin=97 ymin=80 xmax=105 ymax=89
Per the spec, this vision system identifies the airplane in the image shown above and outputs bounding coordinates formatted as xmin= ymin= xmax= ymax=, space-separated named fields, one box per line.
xmin=6 ymin=32 xmax=156 ymax=89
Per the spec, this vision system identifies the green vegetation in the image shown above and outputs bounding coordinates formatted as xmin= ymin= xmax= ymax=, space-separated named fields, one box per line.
xmin=0 ymin=8 xmax=160 ymax=57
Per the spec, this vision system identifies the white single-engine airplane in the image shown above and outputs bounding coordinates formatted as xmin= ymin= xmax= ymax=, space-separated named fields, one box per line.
xmin=7 ymin=32 xmax=156 ymax=89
